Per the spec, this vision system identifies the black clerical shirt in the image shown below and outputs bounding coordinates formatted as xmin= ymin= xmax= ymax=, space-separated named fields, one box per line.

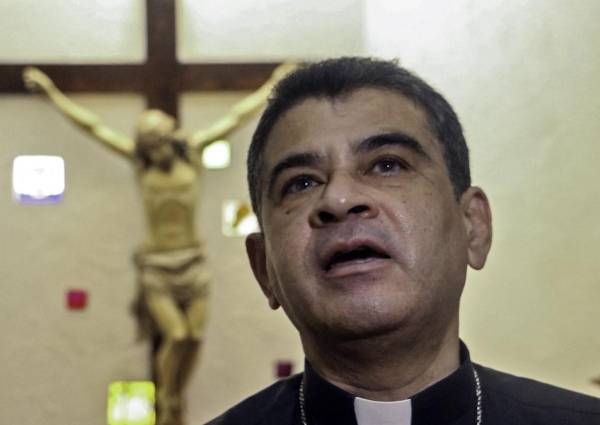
xmin=206 ymin=343 xmax=600 ymax=425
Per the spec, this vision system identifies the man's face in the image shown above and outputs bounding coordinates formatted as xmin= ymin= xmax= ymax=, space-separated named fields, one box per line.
xmin=246 ymin=88 xmax=491 ymax=341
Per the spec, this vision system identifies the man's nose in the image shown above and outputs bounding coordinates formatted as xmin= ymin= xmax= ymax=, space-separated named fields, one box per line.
xmin=309 ymin=172 xmax=379 ymax=227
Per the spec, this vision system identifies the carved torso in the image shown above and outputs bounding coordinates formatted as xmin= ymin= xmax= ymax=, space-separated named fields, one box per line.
xmin=137 ymin=159 xmax=201 ymax=253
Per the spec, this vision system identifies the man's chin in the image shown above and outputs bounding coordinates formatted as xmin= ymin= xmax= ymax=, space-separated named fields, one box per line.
xmin=313 ymin=310 xmax=413 ymax=343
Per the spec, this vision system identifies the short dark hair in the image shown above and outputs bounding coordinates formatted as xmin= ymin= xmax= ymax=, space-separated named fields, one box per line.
xmin=248 ymin=57 xmax=470 ymax=219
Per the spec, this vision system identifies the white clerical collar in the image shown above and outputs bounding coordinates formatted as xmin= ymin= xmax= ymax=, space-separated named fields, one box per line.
xmin=354 ymin=396 xmax=412 ymax=425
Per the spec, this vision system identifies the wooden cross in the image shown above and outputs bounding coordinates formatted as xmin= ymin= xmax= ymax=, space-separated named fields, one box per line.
xmin=0 ymin=0 xmax=280 ymax=121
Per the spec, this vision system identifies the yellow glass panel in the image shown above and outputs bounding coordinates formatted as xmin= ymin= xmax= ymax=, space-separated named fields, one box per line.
xmin=222 ymin=199 xmax=259 ymax=237
xmin=107 ymin=381 xmax=155 ymax=425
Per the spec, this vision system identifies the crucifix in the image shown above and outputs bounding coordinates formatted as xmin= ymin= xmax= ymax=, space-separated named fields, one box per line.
xmin=1 ymin=2 xmax=294 ymax=425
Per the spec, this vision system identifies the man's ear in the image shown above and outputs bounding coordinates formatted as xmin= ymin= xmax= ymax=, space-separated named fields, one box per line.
xmin=460 ymin=187 xmax=492 ymax=270
xmin=245 ymin=232 xmax=281 ymax=310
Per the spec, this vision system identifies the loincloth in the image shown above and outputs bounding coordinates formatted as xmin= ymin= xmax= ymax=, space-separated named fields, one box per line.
xmin=131 ymin=246 xmax=211 ymax=339
xmin=134 ymin=246 xmax=211 ymax=305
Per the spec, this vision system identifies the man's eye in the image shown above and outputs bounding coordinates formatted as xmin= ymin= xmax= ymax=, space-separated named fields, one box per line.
xmin=370 ymin=157 xmax=409 ymax=175
xmin=282 ymin=176 xmax=319 ymax=196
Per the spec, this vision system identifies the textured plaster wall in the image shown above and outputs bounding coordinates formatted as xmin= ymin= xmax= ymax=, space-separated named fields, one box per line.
xmin=178 ymin=0 xmax=364 ymax=61
xmin=1 ymin=1 xmax=600 ymax=425
xmin=0 ymin=0 xmax=145 ymax=63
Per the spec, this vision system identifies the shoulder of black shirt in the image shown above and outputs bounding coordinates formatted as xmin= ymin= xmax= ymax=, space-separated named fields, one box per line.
xmin=476 ymin=364 xmax=600 ymax=425
xmin=204 ymin=373 xmax=302 ymax=425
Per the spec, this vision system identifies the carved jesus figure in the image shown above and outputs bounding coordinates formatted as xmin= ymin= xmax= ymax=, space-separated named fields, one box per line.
xmin=23 ymin=64 xmax=294 ymax=425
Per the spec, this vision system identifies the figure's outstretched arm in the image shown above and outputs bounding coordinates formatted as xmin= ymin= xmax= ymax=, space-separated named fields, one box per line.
xmin=23 ymin=67 xmax=135 ymax=160
xmin=188 ymin=63 xmax=298 ymax=152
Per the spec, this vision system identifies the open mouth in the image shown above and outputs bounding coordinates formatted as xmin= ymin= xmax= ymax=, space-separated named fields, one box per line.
xmin=325 ymin=245 xmax=391 ymax=271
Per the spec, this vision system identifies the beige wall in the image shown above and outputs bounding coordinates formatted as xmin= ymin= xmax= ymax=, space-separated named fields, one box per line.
xmin=0 ymin=95 xmax=150 ymax=424
xmin=178 ymin=0 xmax=364 ymax=61
xmin=1 ymin=1 xmax=600 ymax=425
xmin=0 ymin=0 xmax=145 ymax=63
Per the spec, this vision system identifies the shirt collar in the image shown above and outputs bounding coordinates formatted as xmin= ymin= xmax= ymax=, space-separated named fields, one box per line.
xmin=354 ymin=397 xmax=412 ymax=425
xmin=303 ymin=341 xmax=476 ymax=425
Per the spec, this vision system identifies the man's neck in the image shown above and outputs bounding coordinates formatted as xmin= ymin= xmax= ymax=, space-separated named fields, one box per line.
xmin=302 ymin=322 xmax=460 ymax=401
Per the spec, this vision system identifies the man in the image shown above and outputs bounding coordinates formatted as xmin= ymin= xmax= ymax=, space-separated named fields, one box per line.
xmin=208 ymin=57 xmax=600 ymax=425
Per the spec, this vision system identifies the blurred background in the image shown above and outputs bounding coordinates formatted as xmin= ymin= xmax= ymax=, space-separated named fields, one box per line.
xmin=1 ymin=1 xmax=599 ymax=424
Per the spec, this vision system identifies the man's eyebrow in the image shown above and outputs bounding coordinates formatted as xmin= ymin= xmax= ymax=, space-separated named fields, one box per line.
xmin=266 ymin=152 xmax=323 ymax=196
xmin=356 ymin=132 xmax=431 ymax=160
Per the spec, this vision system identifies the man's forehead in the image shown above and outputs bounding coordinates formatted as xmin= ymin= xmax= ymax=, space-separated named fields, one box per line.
xmin=275 ymin=88 xmax=429 ymax=125
xmin=263 ymin=88 xmax=441 ymax=165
